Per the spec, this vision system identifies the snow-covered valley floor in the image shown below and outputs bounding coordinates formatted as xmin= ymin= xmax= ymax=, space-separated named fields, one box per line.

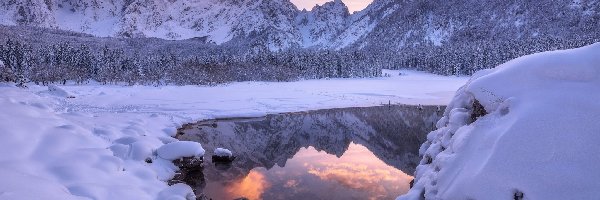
xmin=0 ymin=70 xmax=467 ymax=200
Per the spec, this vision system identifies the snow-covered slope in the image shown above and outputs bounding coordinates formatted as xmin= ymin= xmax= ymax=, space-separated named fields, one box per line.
xmin=330 ymin=0 xmax=398 ymax=49
xmin=0 ymin=86 xmax=198 ymax=200
xmin=0 ymin=0 xmax=302 ymax=50
xmin=353 ymin=0 xmax=600 ymax=51
xmin=295 ymin=0 xmax=350 ymax=48
xmin=119 ymin=0 xmax=301 ymax=50
xmin=0 ymin=0 xmax=395 ymax=50
xmin=400 ymin=43 xmax=600 ymax=199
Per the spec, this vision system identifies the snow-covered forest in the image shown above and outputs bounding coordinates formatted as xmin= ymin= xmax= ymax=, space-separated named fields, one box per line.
xmin=1 ymin=25 xmax=598 ymax=86
xmin=0 ymin=37 xmax=381 ymax=86
xmin=0 ymin=25 xmax=382 ymax=85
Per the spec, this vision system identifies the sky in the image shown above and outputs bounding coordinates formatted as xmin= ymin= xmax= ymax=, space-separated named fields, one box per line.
xmin=290 ymin=0 xmax=373 ymax=13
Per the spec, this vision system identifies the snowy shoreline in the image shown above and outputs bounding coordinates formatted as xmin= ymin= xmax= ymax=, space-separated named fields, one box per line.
xmin=400 ymin=43 xmax=600 ymax=200
xmin=0 ymin=70 xmax=467 ymax=199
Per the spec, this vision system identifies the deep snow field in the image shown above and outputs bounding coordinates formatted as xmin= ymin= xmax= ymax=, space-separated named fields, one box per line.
xmin=399 ymin=43 xmax=600 ymax=199
xmin=0 ymin=70 xmax=466 ymax=200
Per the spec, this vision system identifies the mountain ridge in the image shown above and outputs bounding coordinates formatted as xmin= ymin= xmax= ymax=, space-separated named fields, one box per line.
xmin=1 ymin=0 xmax=368 ymax=50
xmin=1 ymin=0 xmax=598 ymax=52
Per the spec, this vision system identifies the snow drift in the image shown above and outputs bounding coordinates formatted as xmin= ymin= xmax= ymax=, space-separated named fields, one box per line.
xmin=399 ymin=43 xmax=600 ymax=200
xmin=0 ymin=87 xmax=203 ymax=200
xmin=46 ymin=85 xmax=75 ymax=98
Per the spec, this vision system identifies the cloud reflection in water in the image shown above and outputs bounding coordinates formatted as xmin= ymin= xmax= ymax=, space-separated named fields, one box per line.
xmin=303 ymin=143 xmax=411 ymax=199
xmin=225 ymin=170 xmax=271 ymax=200
xmin=206 ymin=143 xmax=412 ymax=200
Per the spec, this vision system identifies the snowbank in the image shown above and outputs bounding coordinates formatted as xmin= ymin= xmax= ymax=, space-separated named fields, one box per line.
xmin=399 ymin=43 xmax=600 ymax=199
xmin=156 ymin=183 xmax=196 ymax=200
xmin=0 ymin=168 xmax=87 ymax=200
xmin=0 ymin=88 xmax=198 ymax=200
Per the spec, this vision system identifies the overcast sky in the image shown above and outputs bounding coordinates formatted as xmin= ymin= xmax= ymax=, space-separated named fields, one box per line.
xmin=290 ymin=0 xmax=373 ymax=13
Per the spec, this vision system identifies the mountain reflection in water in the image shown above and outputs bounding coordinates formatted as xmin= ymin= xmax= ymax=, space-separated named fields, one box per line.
xmin=178 ymin=104 xmax=444 ymax=200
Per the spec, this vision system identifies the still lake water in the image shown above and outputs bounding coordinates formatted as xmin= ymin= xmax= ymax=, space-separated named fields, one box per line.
xmin=177 ymin=105 xmax=444 ymax=200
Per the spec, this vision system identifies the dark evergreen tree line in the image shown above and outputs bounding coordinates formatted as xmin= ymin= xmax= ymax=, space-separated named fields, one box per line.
xmin=0 ymin=39 xmax=382 ymax=86
xmin=360 ymin=36 xmax=599 ymax=76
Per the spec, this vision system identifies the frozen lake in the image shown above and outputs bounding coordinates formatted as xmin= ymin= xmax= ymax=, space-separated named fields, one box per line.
xmin=177 ymin=104 xmax=444 ymax=200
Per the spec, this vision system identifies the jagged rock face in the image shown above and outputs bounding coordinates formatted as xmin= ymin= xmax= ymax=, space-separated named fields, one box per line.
xmin=1 ymin=0 xmax=598 ymax=51
xmin=328 ymin=0 xmax=398 ymax=49
xmin=0 ymin=0 xmax=368 ymax=50
xmin=0 ymin=0 xmax=305 ymax=50
xmin=296 ymin=0 xmax=350 ymax=48
xmin=352 ymin=0 xmax=600 ymax=51
xmin=119 ymin=0 xmax=302 ymax=50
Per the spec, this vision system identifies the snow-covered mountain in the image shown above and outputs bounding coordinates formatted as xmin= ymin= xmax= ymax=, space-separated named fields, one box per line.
xmin=352 ymin=0 xmax=600 ymax=51
xmin=295 ymin=0 xmax=350 ymax=48
xmin=0 ymin=0 xmax=396 ymax=50
xmin=1 ymin=0 xmax=598 ymax=51
xmin=329 ymin=0 xmax=399 ymax=49
xmin=0 ymin=0 xmax=303 ymax=50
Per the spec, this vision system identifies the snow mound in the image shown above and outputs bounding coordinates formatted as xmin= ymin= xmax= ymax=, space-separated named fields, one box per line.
xmin=0 ymin=168 xmax=87 ymax=200
xmin=214 ymin=148 xmax=232 ymax=157
xmin=156 ymin=183 xmax=196 ymax=200
xmin=0 ymin=88 xmax=169 ymax=200
xmin=157 ymin=141 xmax=205 ymax=160
xmin=48 ymin=85 xmax=75 ymax=98
xmin=400 ymin=43 xmax=600 ymax=200
xmin=162 ymin=127 xmax=178 ymax=137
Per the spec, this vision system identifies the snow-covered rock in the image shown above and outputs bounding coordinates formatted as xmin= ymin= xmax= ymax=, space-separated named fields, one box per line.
xmin=212 ymin=147 xmax=235 ymax=163
xmin=399 ymin=43 xmax=600 ymax=200
xmin=157 ymin=141 xmax=205 ymax=161
xmin=214 ymin=148 xmax=233 ymax=157
xmin=162 ymin=127 xmax=178 ymax=137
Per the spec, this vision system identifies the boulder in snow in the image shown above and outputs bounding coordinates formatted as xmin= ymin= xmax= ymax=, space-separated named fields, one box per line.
xmin=212 ymin=148 xmax=235 ymax=163
xmin=157 ymin=141 xmax=205 ymax=161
